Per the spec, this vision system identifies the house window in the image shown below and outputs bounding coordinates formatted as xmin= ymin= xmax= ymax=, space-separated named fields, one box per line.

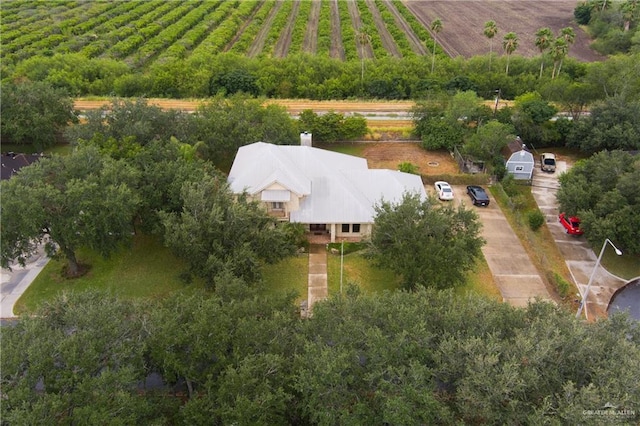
xmin=271 ymin=202 xmax=284 ymax=210
xmin=341 ymin=224 xmax=350 ymax=233
xmin=515 ymin=165 xmax=524 ymax=172
xmin=352 ymin=224 xmax=361 ymax=233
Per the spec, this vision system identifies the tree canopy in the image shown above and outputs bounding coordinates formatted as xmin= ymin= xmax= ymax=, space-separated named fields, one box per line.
xmin=2 ymin=289 xmax=639 ymax=424
xmin=0 ymin=145 xmax=139 ymax=276
xmin=1 ymin=81 xmax=77 ymax=151
xmin=160 ymin=174 xmax=300 ymax=286
xmin=367 ymin=193 xmax=485 ymax=290
xmin=557 ymin=150 xmax=640 ymax=254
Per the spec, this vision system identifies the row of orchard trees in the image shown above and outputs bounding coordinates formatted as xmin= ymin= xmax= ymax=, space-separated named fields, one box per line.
xmin=4 ymin=50 xmax=640 ymax=101
xmin=3 ymin=287 xmax=639 ymax=424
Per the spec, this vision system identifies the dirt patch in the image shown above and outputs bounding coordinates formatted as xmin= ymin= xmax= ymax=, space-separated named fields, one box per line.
xmin=329 ymin=0 xmax=345 ymax=60
xmin=303 ymin=0 xmax=321 ymax=53
xmin=361 ymin=143 xmax=459 ymax=175
xmin=274 ymin=1 xmax=300 ymax=58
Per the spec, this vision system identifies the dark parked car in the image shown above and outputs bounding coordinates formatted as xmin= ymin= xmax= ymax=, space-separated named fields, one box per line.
xmin=559 ymin=212 xmax=584 ymax=235
xmin=466 ymin=185 xmax=490 ymax=206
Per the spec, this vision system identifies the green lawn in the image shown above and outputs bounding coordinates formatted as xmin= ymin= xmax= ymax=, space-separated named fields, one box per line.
xmin=601 ymin=250 xmax=640 ymax=280
xmin=14 ymin=234 xmax=198 ymax=314
xmin=261 ymin=254 xmax=309 ymax=302
xmin=327 ymin=251 xmax=400 ymax=295
xmin=316 ymin=142 xmax=367 ymax=157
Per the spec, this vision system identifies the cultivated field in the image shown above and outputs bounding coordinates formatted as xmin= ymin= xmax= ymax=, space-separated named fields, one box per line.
xmin=405 ymin=1 xmax=604 ymax=61
xmin=1 ymin=0 xmax=602 ymax=70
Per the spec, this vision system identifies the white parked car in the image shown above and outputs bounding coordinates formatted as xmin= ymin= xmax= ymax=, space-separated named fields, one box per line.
xmin=434 ymin=181 xmax=454 ymax=201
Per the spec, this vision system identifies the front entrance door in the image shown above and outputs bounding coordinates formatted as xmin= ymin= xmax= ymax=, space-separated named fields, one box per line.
xmin=310 ymin=224 xmax=326 ymax=234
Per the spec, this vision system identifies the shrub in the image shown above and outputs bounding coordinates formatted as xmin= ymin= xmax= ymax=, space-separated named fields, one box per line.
xmin=527 ymin=209 xmax=545 ymax=231
xmin=550 ymin=271 xmax=572 ymax=299
xmin=398 ymin=162 xmax=419 ymax=174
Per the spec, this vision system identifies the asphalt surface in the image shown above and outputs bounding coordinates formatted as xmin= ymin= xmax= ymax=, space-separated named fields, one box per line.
xmin=449 ymin=184 xmax=553 ymax=307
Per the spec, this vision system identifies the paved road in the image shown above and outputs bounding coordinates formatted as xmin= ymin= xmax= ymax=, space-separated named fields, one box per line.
xmin=0 ymin=246 xmax=50 ymax=318
xmin=451 ymin=185 xmax=553 ymax=307
xmin=530 ymin=161 xmax=627 ymax=319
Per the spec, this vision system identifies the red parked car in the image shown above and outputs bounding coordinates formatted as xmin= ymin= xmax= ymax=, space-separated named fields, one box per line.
xmin=559 ymin=213 xmax=584 ymax=235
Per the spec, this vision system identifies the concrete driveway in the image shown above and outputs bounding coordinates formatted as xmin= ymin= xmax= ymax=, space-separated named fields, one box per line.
xmin=530 ymin=161 xmax=627 ymax=319
xmin=450 ymin=185 xmax=553 ymax=307
xmin=1 ymin=245 xmax=50 ymax=318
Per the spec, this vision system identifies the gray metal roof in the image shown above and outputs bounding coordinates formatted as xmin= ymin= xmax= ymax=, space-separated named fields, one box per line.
xmin=228 ymin=142 xmax=426 ymax=224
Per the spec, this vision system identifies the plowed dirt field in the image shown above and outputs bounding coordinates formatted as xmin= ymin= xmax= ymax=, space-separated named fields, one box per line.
xmin=406 ymin=1 xmax=604 ymax=62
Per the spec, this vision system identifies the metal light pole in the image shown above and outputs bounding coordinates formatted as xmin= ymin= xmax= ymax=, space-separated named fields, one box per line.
xmin=340 ymin=240 xmax=344 ymax=294
xmin=576 ymin=238 xmax=623 ymax=319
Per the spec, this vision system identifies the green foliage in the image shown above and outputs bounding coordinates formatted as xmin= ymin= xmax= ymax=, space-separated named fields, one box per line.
xmin=574 ymin=3 xmax=592 ymax=25
xmin=5 ymin=289 xmax=640 ymax=424
xmin=557 ymin=150 xmax=640 ymax=254
xmin=368 ymin=193 xmax=485 ymax=290
xmin=160 ymin=175 xmax=299 ymax=286
xmin=463 ymin=120 xmax=514 ymax=161
xmin=512 ymin=91 xmax=558 ymax=146
xmin=0 ymin=146 xmax=139 ymax=276
xmin=297 ymin=109 xmax=367 ymax=142
xmin=193 ymin=94 xmax=298 ymax=163
xmin=550 ymin=271 xmax=572 ymax=299
xmin=65 ymin=97 xmax=194 ymax=147
xmin=567 ymin=96 xmax=640 ymax=152
xmin=527 ymin=209 xmax=546 ymax=231
xmin=397 ymin=161 xmax=419 ymax=174
xmin=327 ymin=242 xmax=366 ymax=255
xmin=0 ymin=81 xmax=77 ymax=151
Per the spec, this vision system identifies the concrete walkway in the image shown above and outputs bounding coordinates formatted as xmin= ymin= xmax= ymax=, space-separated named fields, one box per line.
xmin=531 ymin=160 xmax=627 ymax=319
xmin=453 ymin=185 xmax=553 ymax=307
xmin=307 ymin=244 xmax=328 ymax=315
xmin=0 ymin=246 xmax=50 ymax=318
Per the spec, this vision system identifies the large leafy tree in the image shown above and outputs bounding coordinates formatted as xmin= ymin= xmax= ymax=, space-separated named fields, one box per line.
xmin=511 ymin=91 xmax=558 ymax=146
xmin=367 ymin=193 xmax=484 ymax=290
xmin=192 ymin=94 xmax=298 ymax=166
xmin=0 ymin=81 xmax=77 ymax=151
xmin=6 ymin=289 xmax=639 ymax=424
xmin=160 ymin=174 xmax=299 ymax=286
xmin=1 ymin=146 xmax=139 ymax=276
xmin=557 ymin=150 xmax=640 ymax=254
xmin=65 ymin=98 xmax=195 ymax=147
xmin=567 ymin=96 xmax=640 ymax=151
xmin=0 ymin=293 xmax=164 ymax=424
xmin=463 ymin=120 xmax=515 ymax=161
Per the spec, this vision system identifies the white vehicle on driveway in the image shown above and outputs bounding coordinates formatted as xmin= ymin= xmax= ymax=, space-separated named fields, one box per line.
xmin=434 ymin=181 xmax=454 ymax=201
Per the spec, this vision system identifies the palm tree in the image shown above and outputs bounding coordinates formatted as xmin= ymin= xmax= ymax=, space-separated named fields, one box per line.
xmin=484 ymin=20 xmax=498 ymax=71
xmin=502 ymin=32 xmax=519 ymax=75
xmin=622 ymin=0 xmax=639 ymax=32
xmin=556 ymin=27 xmax=575 ymax=76
xmin=535 ymin=27 xmax=553 ymax=78
xmin=356 ymin=26 xmax=372 ymax=89
xmin=551 ymin=38 xmax=568 ymax=79
xmin=430 ymin=18 xmax=442 ymax=73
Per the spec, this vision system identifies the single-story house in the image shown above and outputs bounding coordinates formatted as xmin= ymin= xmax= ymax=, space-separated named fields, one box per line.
xmin=506 ymin=146 xmax=535 ymax=181
xmin=228 ymin=142 xmax=426 ymax=242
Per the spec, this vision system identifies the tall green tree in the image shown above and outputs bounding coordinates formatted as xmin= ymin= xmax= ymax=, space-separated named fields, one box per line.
xmin=502 ymin=32 xmax=519 ymax=75
xmin=356 ymin=25 xmax=372 ymax=89
xmin=160 ymin=174 xmax=299 ymax=286
xmin=556 ymin=27 xmax=576 ymax=76
xmin=535 ymin=27 xmax=554 ymax=78
xmin=1 ymin=81 xmax=77 ymax=151
xmin=463 ymin=120 xmax=515 ymax=161
xmin=557 ymin=150 xmax=640 ymax=254
xmin=368 ymin=192 xmax=484 ymax=290
xmin=0 ymin=146 xmax=139 ymax=276
xmin=430 ymin=18 xmax=443 ymax=73
xmin=567 ymin=96 xmax=640 ymax=152
xmin=484 ymin=20 xmax=498 ymax=70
